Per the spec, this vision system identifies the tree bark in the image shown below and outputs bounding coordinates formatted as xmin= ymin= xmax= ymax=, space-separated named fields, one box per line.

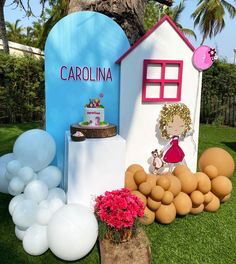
xmin=68 ymin=0 xmax=146 ymax=45
xmin=0 ymin=0 xmax=9 ymax=53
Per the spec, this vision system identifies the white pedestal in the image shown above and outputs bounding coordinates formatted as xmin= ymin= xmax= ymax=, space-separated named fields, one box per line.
xmin=64 ymin=131 xmax=126 ymax=208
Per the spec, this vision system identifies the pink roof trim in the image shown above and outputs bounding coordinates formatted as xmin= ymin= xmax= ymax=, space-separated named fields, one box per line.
xmin=115 ymin=15 xmax=195 ymax=64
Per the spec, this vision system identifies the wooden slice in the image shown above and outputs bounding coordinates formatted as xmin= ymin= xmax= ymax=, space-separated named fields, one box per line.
xmin=70 ymin=123 xmax=117 ymax=138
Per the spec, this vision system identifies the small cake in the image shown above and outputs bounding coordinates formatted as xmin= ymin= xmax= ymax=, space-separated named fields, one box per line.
xmin=82 ymin=94 xmax=107 ymax=127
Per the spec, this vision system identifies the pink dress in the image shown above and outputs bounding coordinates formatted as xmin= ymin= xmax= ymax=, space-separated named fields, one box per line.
xmin=163 ymin=136 xmax=185 ymax=163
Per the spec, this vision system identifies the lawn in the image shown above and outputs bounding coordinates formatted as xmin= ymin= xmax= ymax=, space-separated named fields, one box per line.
xmin=0 ymin=123 xmax=236 ymax=264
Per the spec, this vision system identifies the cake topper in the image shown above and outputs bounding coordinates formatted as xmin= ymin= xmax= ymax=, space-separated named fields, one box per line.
xmin=158 ymin=103 xmax=192 ymax=171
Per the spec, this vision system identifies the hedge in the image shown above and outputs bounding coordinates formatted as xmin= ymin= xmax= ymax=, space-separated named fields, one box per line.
xmin=0 ymin=52 xmax=44 ymax=123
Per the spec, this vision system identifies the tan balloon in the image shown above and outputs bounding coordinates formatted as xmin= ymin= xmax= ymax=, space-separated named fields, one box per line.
xmin=155 ymin=203 xmax=176 ymax=224
xmin=132 ymin=190 xmax=147 ymax=206
xmin=166 ymin=175 xmax=182 ymax=197
xmin=221 ymin=193 xmax=231 ymax=203
xmin=203 ymin=165 xmax=218 ymax=179
xmin=125 ymin=171 xmax=137 ymax=191
xmin=190 ymin=190 xmax=204 ymax=206
xmin=157 ymin=176 xmax=171 ymax=190
xmin=146 ymin=174 xmax=157 ymax=188
xmin=173 ymin=165 xmax=190 ymax=176
xmin=204 ymin=194 xmax=220 ymax=212
xmin=162 ymin=191 xmax=174 ymax=205
xmin=199 ymin=147 xmax=235 ymax=178
xmin=195 ymin=172 xmax=211 ymax=194
xmin=133 ymin=170 xmax=147 ymax=185
xmin=177 ymin=171 xmax=198 ymax=194
xmin=173 ymin=192 xmax=192 ymax=215
xmin=150 ymin=186 xmax=165 ymax=201
xmin=204 ymin=192 xmax=214 ymax=204
xmin=139 ymin=207 xmax=155 ymax=225
xmin=147 ymin=197 xmax=161 ymax=211
xmin=190 ymin=204 xmax=204 ymax=215
xmin=211 ymin=176 xmax=232 ymax=198
xmin=127 ymin=164 xmax=144 ymax=174
xmin=139 ymin=182 xmax=152 ymax=196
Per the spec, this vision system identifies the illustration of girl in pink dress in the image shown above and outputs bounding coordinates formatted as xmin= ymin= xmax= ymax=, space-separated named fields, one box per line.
xmin=159 ymin=104 xmax=192 ymax=171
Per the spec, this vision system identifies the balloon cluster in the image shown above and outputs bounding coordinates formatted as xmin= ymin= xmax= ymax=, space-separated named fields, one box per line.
xmin=0 ymin=129 xmax=98 ymax=261
xmin=125 ymin=148 xmax=234 ymax=225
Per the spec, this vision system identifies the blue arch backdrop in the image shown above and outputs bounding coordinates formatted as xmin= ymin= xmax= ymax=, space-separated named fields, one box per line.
xmin=45 ymin=11 xmax=130 ymax=172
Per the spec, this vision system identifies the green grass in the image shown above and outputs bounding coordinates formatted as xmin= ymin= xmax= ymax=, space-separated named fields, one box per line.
xmin=0 ymin=123 xmax=236 ymax=263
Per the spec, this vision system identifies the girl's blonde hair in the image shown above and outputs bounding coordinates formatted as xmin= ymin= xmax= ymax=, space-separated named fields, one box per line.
xmin=159 ymin=103 xmax=192 ymax=139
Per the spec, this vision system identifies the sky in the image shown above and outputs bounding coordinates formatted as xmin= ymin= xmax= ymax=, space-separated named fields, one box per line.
xmin=4 ymin=0 xmax=236 ymax=63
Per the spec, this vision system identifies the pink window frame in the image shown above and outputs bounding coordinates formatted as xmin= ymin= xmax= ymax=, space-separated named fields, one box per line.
xmin=142 ymin=59 xmax=183 ymax=102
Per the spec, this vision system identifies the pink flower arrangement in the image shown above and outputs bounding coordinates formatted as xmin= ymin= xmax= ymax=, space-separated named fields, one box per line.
xmin=95 ymin=188 xmax=144 ymax=231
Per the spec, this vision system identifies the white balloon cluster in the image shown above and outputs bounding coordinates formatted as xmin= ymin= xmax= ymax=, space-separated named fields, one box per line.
xmin=0 ymin=129 xmax=98 ymax=261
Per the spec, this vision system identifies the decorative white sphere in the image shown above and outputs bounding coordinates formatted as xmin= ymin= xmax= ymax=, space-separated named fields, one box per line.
xmin=36 ymin=206 xmax=52 ymax=226
xmin=8 ymin=177 xmax=25 ymax=196
xmin=13 ymin=129 xmax=56 ymax=172
xmin=12 ymin=199 xmax=38 ymax=229
xmin=0 ymin=153 xmax=15 ymax=193
xmin=48 ymin=204 xmax=98 ymax=261
xmin=6 ymin=160 xmax=22 ymax=176
xmin=18 ymin=166 xmax=34 ymax=185
xmin=15 ymin=225 xmax=28 ymax=241
xmin=9 ymin=194 xmax=25 ymax=216
xmin=24 ymin=180 xmax=48 ymax=203
xmin=48 ymin=198 xmax=64 ymax=214
xmin=37 ymin=166 xmax=62 ymax=189
xmin=47 ymin=188 xmax=66 ymax=203
xmin=23 ymin=224 xmax=48 ymax=256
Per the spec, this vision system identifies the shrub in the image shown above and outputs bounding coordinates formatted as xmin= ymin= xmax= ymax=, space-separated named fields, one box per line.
xmin=0 ymin=52 xmax=44 ymax=123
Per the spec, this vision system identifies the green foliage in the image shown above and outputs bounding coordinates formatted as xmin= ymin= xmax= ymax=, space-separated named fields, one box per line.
xmin=201 ymin=60 xmax=236 ymax=126
xmin=0 ymin=53 xmax=45 ymax=124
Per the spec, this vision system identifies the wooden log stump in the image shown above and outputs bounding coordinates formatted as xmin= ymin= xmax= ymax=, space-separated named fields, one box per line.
xmin=99 ymin=229 xmax=151 ymax=264
xmin=70 ymin=124 xmax=117 ymax=138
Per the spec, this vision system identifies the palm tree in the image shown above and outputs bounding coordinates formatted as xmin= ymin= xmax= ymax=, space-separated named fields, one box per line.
xmin=192 ymin=0 xmax=236 ymax=44
xmin=145 ymin=0 xmax=196 ymax=39
xmin=6 ymin=19 xmax=24 ymax=43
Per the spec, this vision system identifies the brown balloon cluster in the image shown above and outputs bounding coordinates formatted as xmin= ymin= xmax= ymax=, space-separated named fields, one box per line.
xmin=125 ymin=147 xmax=234 ymax=225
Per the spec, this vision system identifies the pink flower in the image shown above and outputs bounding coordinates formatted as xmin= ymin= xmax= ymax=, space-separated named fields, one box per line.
xmin=99 ymin=93 xmax=104 ymax=98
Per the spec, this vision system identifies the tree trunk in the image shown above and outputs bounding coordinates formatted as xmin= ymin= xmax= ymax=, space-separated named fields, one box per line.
xmin=0 ymin=0 xmax=9 ymax=53
xmin=68 ymin=0 xmax=146 ymax=45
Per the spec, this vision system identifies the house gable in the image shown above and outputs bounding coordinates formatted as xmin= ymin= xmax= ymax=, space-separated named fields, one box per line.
xmin=116 ymin=15 xmax=195 ymax=64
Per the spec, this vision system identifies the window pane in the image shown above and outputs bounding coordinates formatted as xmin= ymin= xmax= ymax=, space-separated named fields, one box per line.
xmin=163 ymin=83 xmax=178 ymax=99
xmin=165 ymin=64 xmax=179 ymax=79
xmin=146 ymin=64 xmax=162 ymax=79
xmin=145 ymin=83 xmax=161 ymax=99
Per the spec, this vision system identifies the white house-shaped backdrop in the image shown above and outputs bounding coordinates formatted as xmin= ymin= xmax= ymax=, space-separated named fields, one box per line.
xmin=117 ymin=16 xmax=202 ymax=172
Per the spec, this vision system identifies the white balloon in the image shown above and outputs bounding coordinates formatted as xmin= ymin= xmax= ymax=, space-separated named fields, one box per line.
xmin=8 ymin=177 xmax=25 ymax=196
xmin=39 ymin=200 xmax=49 ymax=209
xmin=48 ymin=198 xmax=64 ymax=214
xmin=37 ymin=166 xmax=62 ymax=189
xmin=48 ymin=204 xmax=98 ymax=261
xmin=13 ymin=129 xmax=56 ymax=172
xmin=15 ymin=225 xmax=28 ymax=241
xmin=6 ymin=160 xmax=22 ymax=175
xmin=47 ymin=188 xmax=66 ymax=203
xmin=0 ymin=153 xmax=15 ymax=193
xmin=24 ymin=180 xmax=48 ymax=203
xmin=12 ymin=199 xmax=38 ymax=229
xmin=36 ymin=207 xmax=52 ymax=226
xmin=9 ymin=194 xmax=25 ymax=216
xmin=18 ymin=166 xmax=34 ymax=185
xmin=23 ymin=224 xmax=48 ymax=256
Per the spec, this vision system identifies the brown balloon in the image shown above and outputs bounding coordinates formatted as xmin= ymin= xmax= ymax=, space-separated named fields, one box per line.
xmin=195 ymin=172 xmax=211 ymax=194
xmin=127 ymin=164 xmax=144 ymax=174
xmin=211 ymin=176 xmax=232 ymax=198
xmin=150 ymin=186 xmax=165 ymax=201
xmin=139 ymin=182 xmax=152 ymax=196
xmin=132 ymin=190 xmax=147 ymax=206
xmin=204 ymin=194 xmax=220 ymax=212
xmin=173 ymin=192 xmax=192 ymax=215
xmin=199 ymin=147 xmax=235 ymax=178
xmin=133 ymin=170 xmax=147 ymax=185
xmin=125 ymin=171 xmax=137 ymax=191
xmin=147 ymin=197 xmax=161 ymax=211
xmin=190 ymin=204 xmax=204 ymax=215
xmin=177 ymin=171 xmax=198 ymax=194
xmin=139 ymin=207 xmax=155 ymax=225
xmin=156 ymin=203 xmax=176 ymax=224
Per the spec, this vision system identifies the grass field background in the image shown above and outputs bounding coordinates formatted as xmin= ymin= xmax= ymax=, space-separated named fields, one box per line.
xmin=0 ymin=123 xmax=235 ymax=264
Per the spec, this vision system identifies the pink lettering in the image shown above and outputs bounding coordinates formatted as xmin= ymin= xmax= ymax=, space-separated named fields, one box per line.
xmin=60 ymin=66 xmax=67 ymax=80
